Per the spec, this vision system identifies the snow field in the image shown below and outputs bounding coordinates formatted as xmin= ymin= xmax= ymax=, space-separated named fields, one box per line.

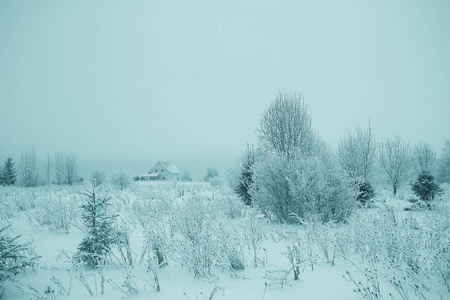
xmin=0 ymin=182 xmax=449 ymax=300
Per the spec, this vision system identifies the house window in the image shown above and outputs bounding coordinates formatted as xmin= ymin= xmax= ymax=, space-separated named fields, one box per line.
xmin=162 ymin=177 xmax=165 ymax=180
xmin=161 ymin=169 xmax=164 ymax=172
xmin=177 ymin=177 xmax=179 ymax=180
xmin=155 ymin=169 xmax=158 ymax=172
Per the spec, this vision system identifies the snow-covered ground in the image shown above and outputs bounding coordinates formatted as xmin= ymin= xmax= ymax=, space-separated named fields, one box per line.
xmin=1 ymin=182 xmax=449 ymax=300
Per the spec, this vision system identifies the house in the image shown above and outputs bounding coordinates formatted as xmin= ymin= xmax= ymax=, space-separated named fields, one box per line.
xmin=139 ymin=161 xmax=181 ymax=181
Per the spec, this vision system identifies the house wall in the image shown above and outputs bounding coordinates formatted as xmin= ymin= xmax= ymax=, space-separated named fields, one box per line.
xmin=149 ymin=161 xmax=180 ymax=182
xmin=151 ymin=161 xmax=166 ymax=174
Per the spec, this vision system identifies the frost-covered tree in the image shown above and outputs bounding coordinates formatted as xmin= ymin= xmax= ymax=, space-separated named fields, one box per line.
xmin=64 ymin=154 xmax=78 ymax=185
xmin=75 ymin=184 xmax=117 ymax=267
xmin=414 ymin=142 xmax=436 ymax=174
xmin=258 ymin=91 xmax=316 ymax=159
xmin=0 ymin=225 xmax=38 ymax=298
xmin=111 ymin=169 xmax=131 ymax=190
xmin=203 ymin=167 xmax=219 ymax=182
xmin=44 ymin=153 xmax=52 ymax=185
xmin=338 ymin=125 xmax=376 ymax=179
xmin=90 ymin=169 xmax=106 ymax=186
xmin=53 ymin=152 xmax=64 ymax=185
xmin=378 ymin=136 xmax=412 ymax=195
xmin=437 ymin=140 xmax=450 ymax=184
xmin=254 ymin=93 xmax=355 ymax=222
xmin=18 ymin=147 xmax=40 ymax=187
xmin=1 ymin=157 xmax=16 ymax=186
xmin=338 ymin=124 xmax=377 ymax=205
xmin=235 ymin=144 xmax=255 ymax=205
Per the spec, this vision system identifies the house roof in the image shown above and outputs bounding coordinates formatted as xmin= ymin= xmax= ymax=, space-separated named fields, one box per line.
xmin=150 ymin=161 xmax=181 ymax=174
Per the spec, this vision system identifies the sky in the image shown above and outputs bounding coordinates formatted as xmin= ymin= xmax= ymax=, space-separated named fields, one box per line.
xmin=1 ymin=0 xmax=449 ymax=180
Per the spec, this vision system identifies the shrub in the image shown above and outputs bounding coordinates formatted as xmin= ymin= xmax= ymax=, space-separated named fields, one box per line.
xmin=29 ymin=193 xmax=78 ymax=234
xmin=251 ymin=150 xmax=357 ymax=223
xmin=90 ymin=169 xmax=106 ymax=186
xmin=111 ymin=170 xmax=131 ymax=190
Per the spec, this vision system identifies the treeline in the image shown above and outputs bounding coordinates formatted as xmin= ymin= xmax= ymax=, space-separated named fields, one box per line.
xmin=234 ymin=91 xmax=450 ymax=222
xmin=0 ymin=148 xmax=81 ymax=187
xmin=0 ymin=149 xmax=132 ymax=189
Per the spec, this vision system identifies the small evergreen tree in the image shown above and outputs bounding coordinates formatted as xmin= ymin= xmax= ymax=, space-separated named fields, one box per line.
xmin=235 ymin=144 xmax=255 ymax=205
xmin=411 ymin=171 xmax=443 ymax=201
xmin=2 ymin=157 xmax=17 ymax=186
xmin=0 ymin=225 xmax=38 ymax=298
xmin=75 ymin=182 xmax=117 ymax=267
xmin=357 ymin=179 xmax=375 ymax=206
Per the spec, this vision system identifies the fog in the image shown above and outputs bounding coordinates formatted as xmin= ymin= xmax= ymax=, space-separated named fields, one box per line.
xmin=1 ymin=0 xmax=449 ymax=180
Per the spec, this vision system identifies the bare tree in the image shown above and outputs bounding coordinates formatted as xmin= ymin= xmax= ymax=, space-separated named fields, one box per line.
xmin=180 ymin=170 xmax=192 ymax=181
xmin=378 ymin=136 xmax=412 ymax=195
xmin=54 ymin=152 xmax=64 ymax=185
xmin=203 ymin=167 xmax=219 ymax=182
xmin=64 ymin=154 xmax=78 ymax=185
xmin=18 ymin=147 xmax=40 ymax=187
xmin=90 ymin=169 xmax=106 ymax=186
xmin=258 ymin=91 xmax=316 ymax=158
xmin=111 ymin=169 xmax=131 ymax=190
xmin=414 ymin=142 xmax=436 ymax=174
xmin=44 ymin=153 xmax=52 ymax=185
xmin=338 ymin=124 xmax=376 ymax=179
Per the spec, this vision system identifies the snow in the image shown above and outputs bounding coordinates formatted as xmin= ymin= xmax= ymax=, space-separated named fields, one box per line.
xmin=0 ymin=182 xmax=449 ymax=300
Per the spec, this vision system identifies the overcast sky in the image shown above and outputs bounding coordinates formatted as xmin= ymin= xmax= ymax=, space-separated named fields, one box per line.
xmin=1 ymin=0 xmax=449 ymax=180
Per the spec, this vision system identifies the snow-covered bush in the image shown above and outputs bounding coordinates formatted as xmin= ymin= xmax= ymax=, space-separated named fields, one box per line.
xmin=0 ymin=225 xmax=39 ymax=299
xmin=110 ymin=170 xmax=131 ymax=190
xmin=242 ymin=212 xmax=266 ymax=267
xmin=214 ymin=220 xmax=245 ymax=271
xmin=433 ymin=243 xmax=450 ymax=292
xmin=29 ymin=193 xmax=79 ymax=234
xmin=171 ymin=194 xmax=217 ymax=278
xmin=218 ymin=195 xmax=246 ymax=219
xmin=251 ymin=150 xmax=357 ymax=223
xmin=171 ymin=194 xmax=247 ymax=278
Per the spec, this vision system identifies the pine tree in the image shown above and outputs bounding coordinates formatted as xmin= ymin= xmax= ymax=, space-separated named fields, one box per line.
xmin=235 ymin=144 xmax=255 ymax=205
xmin=75 ymin=182 xmax=117 ymax=267
xmin=411 ymin=171 xmax=443 ymax=202
xmin=2 ymin=157 xmax=17 ymax=186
